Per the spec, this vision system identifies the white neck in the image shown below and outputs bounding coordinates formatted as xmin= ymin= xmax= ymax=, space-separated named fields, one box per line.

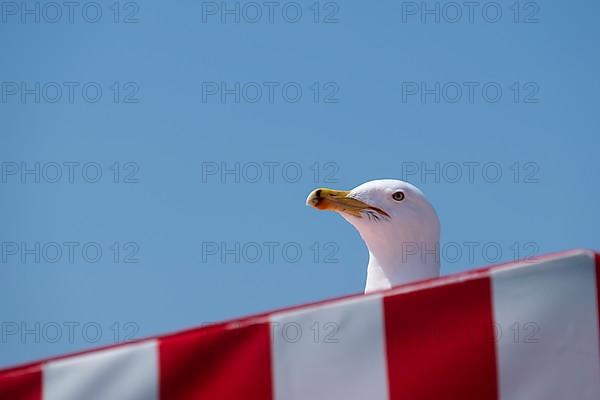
xmin=341 ymin=200 xmax=440 ymax=293
xmin=364 ymin=249 xmax=439 ymax=292
xmin=359 ymin=225 xmax=440 ymax=293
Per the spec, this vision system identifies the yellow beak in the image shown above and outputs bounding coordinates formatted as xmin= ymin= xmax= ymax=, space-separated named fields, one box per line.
xmin=306 ymin=188 xmax=390 ymax=219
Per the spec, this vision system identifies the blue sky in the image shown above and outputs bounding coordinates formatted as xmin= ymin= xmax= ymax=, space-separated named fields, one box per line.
xmin=1 ymin=0 xmax=599 ymax=368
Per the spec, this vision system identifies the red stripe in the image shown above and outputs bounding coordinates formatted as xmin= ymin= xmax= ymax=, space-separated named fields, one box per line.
xmin=0 ymin=365 xmax=42 ymax=400
xmin=159 ymin=321 xmax=273 ymax=400
xmin=593 ymin=251 xmax=600 ymax=372
xmin=383 ymin=275 xmax=498 ymax=400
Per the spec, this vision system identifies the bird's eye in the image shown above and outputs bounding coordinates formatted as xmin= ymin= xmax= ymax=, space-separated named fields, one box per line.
xmin=392 ymin=191 xmax=405 ymax=201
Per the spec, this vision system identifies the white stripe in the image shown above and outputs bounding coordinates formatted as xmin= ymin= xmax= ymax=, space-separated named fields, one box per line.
xmin=43 ymin=340 xmax=158 ymax=400
xmin=492 ymin=250 xmax=600 ymax=400
xmin=270 ymin=295 xmax=388 ymax=400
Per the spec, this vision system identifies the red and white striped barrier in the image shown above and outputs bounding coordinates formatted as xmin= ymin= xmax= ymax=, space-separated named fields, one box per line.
xmin=1 ymin=249 xmax=599 ymax=399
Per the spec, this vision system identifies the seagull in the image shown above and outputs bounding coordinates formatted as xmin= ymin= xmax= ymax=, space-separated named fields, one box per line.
xmin=306 ymin=179 xmax=440 ymax=293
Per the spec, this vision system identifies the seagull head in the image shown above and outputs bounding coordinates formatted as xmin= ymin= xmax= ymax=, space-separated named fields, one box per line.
xmin=306 ymin=179 xmax=440 ymax=292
